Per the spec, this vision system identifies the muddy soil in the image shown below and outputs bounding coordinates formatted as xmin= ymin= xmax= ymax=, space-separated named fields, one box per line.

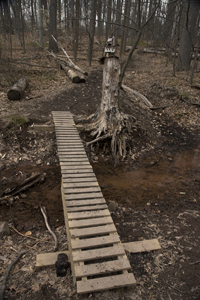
xmin=0 ymin=47 xmax=200 ymax=300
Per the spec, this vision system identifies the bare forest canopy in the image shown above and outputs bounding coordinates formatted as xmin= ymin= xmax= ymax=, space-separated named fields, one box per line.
xmin=0 ymin=0 xmax=200 ymax=77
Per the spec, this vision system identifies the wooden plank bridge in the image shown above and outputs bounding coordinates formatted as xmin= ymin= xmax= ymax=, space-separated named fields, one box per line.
xmin=52 ymin=111 xmax=136 ymax=294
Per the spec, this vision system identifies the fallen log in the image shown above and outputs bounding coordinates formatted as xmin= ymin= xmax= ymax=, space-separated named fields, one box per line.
xmin=7 ymin=77 xmax=29 ymax=100
xmin=122 ymin=84 xmax=153 ymax=108
xmin=0 ymin=172 xmax=46 ymax=203
xmin=61 ymin=64 xmax=86 ymax=83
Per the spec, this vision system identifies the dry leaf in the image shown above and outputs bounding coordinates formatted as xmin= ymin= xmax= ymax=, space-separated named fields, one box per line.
xmin=24 ymin=231 xmax=32 ymax=236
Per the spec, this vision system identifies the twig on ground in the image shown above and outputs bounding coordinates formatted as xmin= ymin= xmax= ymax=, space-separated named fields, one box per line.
xmin=162 ymin=279 xmax=183 ymax=293
xmin=10 ymin=247 xmax=19 ymax=254
xmin=190 ymin=260 xmax=200 ymax=265
xmin=40 ymin=206 xmax=58 ymax=251
xmin=11 ymin=226 xmax=39 ymax=241
xmin=0 ymin=251 xmax=25 ymax=300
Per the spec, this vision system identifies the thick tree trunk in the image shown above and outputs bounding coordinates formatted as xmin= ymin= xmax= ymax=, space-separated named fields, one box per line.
xmin=49 ymin=0 xmax=58 ymax=52
xmin=178 ymin=1 xmax=199 ymax=71
xmin=98 ymin=56 xmax=121 ymax=134
xmin=7 ymin=78 xmax=29 ymax=100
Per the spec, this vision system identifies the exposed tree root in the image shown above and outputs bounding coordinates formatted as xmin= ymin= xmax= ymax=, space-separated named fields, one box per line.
xmin=75 ymin=109 xmax=135 ymax=165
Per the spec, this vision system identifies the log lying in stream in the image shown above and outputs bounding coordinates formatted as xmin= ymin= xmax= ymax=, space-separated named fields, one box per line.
xmin=7 ymin=78 xmax=29 ymax=101
xmin=7 ymin=77 xmax=29 ymax=100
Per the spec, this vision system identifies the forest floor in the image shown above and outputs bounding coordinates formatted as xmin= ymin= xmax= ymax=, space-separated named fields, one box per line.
xmin=0 ymin=38 xmax=200 ymax=300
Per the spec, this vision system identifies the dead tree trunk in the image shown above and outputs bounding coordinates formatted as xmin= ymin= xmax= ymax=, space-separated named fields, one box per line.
xmin=75 ymin=55 xmax=133 ymax=163
xmin=7 ymin=78 xmax=29 ymax=100
xmin=98 ymin=56 xmax=121 ymax=135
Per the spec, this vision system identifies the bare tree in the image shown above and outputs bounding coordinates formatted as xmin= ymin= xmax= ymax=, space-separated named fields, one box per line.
xmin=49 ymin=0 xmax=58 ymax=52
xmin=178 ymin=0 xmax=200 ymax=71
xmin=38 ymin=0 xmax=44 ymax=47
xmin=88 ymin=0 xmax=97 ymax=66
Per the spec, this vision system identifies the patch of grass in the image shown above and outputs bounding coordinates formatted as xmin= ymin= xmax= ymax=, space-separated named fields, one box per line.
xmin=27 ymin=42 xmax=49 ymax=47
xmin=9 ymin=115 xmax=29 ymax=126
xmin=138 ymin=41 xmax=147 ymax=46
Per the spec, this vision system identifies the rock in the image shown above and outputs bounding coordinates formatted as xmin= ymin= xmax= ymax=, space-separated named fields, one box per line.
xmin=107 ymin=200 xmax=118 ymax=212
xmin=0 ymin=221 xmax=10 ymax=238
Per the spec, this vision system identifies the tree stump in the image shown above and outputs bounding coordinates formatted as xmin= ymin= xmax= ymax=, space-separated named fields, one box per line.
xmin=7 ymin=78 xmax=29 ymax=100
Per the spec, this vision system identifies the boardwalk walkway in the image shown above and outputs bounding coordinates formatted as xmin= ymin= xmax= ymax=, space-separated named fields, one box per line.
xmin=52 ymin=111 xmax=136 ymax=294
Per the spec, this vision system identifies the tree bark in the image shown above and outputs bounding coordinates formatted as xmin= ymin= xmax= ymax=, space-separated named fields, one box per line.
xmin=178 ymin=1 xmax=200 ymax=71
xmin=7 ymin=78 xmax=29 ymax=100
xmin=49 ymin=0 xmax=58 ymax=52
xmin=38 ymin=0 xmax=44 ymax=47
xmin=88 ymin=0 xmax=97 ymax=66
xmin=98 ymin=56 xmax=121 ymax=134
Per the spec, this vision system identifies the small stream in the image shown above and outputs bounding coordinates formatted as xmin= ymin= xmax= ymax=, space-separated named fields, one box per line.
xmin=93 ymin=150 xmax=200 ymax=209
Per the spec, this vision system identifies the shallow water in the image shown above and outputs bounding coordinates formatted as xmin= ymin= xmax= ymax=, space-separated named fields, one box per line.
xmin=93 ymin=150 xmax=200 ymax=208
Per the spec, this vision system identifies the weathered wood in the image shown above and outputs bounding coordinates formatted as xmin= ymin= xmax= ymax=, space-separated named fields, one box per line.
xmin=65 ymin=187 xmax=101 ymax=194
xmin=63 ymin=177 xmax=96 ymax=183
xmin=52 ymin=111 xmax=136 ymax=293
xmin=69 ymin=216 xmax=113 ymax=228
xmin=61 ymin=164 xmax=92 ymax=169
xmin=32 ymin=125 xmax=55 ymax=131
xmin=7 ymin=77 xmax=29 ymax=100
xmin=68 ymin=209 xmax=110 ymax=220
xmin=61 ymin=64 xmax=81 ymax=83
xmin=67 ymin=204 xmax=108 ymax=212
xmin=66 ymin=198 xmax=106 ymax=207
xmin=75 ymin=258 xmax=131 ymax=278
xmin=71 ymin=234 xmax=120 ymax=250
xmin=65 ymin=192 xmax=103 ymax=200
xmin=59 ymin=159 xmax=89 ymax=162
xmin=35 ymin=251 xmax=69 ymax=269
xmin=72 ymin=245 xmax=124 ymax=262
xmin=77 ymin=273 xmax=136 ymax=294
xmin=123 ymin=239 xmax=161 ymax=253
xmin=63 ymin=181 xmax=99 ymax=188
xmin=62 ymin=170 xmax=94 ymax=175
xmin=70 ymin=224 xmax=116 ymax=238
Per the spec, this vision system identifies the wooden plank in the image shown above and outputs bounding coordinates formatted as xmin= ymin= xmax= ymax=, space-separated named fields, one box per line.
xmin=65 ymin=187 xmax=101 ymax=194
xmin=36 ymin=251 xmax=69 ymax=269
xmin=67 ymin=204 xmax=108 ymax=212
xmin=58 ymin=151 xmax=86 ymax=155
xmin=56 ymin=136 xmax=80 ymax=139
xmin=69 ymin=216 xmax=113 ymax=228
xmin=65 ymin=192 xmax=103 ymax=200
xmin=75 ymin=258 xmax=131 ymax=278
xmin=72 ymin=245 xmax=125 ymax=262
xmin=61 ymin=164 xmax=92 ymax=169
xmin=63 ymin=177 xmax=96 ymax=183
xmin=58 ymin=145 xmax=83 ymax=149
xmin=70 ymin=224 xmax=116 ymax=238
xmin=62 ymin=173 xmax=95 ymax=178
xmin=58 ymin=153 xmax=87 ymax=157
xmin=63 ymin=181 xmax=99 ymax=188
xmin=71 ymin=234 xmax=120 ymax=250
xmin=59 ymin=155 xmax=87 ymax=159
xmin=59 ymin=159 xmax=89 ymax=162
xmin=123 ymin=239 xmax=161 ymax=253
xmin=57 ymin=142 xmax=83 ymax=146
xmin=77 ymin=273 xmax=136 ymax=294
xmin=66 ymin=198 xmax=106 ymax=207
xmin=68 ymin=209 xmax=110 ymax=220
xmin=62 ymin=170 xmax=94 ymax=175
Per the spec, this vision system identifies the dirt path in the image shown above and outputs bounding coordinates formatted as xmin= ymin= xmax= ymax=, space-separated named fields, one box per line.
xmin=0 ymin=51 xmax=200 ymax=300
